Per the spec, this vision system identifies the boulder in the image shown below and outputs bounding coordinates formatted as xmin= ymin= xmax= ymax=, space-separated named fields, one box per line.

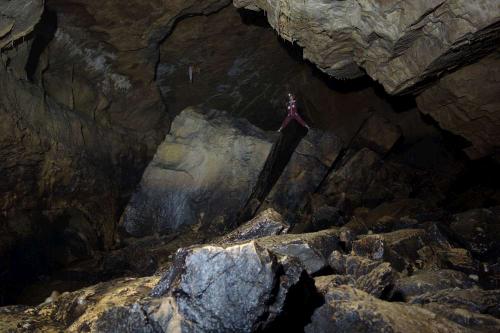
xmin=417 ymin=52 xmax=500 ymax=159
xmin=411 ymin=288 xmax=500 ymax=319
xmin=320 ymin=148 xmax=416 ymax=210
xmin=310 ymin=205 xmax=345 ymax=231
xmin=261 ymin=129 xmax=343 ymax=223
xmin=353 ymin=229 xmax=428 ymax=265
xmin=121 ymin=107 xmax=276 ymax=237
xmin=216 ymin=208 xmax=289 ymax=244
xmin=320 ymin=148 xmax=383 ymax=208
xmin=255 ymin=229 xmax=342 ymax=275
xmin=389 ymin=269 xmax=476 ymax=301
xmin=328 ymin=251 xmax=397 ymax=298
xmin=419 ymin=303 xmax=500 ymax=332
xmin=354 ymin=114 xmax=402 ymax=154
xmin=151 ymin=238 xmax=324 ymax=332
xmin=305 ymin=286 xmax=471 ymax=333
xmin=449 ymin=207 xmax=500 ymax=259
xmin=314 ymin=275 xmax=355 ymax=294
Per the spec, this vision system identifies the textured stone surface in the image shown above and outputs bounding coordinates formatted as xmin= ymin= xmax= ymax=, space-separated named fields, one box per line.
xmin=216 ymin=208 xmax=289 ymax=244
xmin=411 ymin=288 xmax=500 ymax=319
xmin=121 ymin=107 xmax=275 ymax=237
xmin=320 ymin=148 xmax=382 ymax=207
xmin=232 ymin=0 xmax=500 ymax=155
xmin=417 ymin=52 xmax=500 ymax=159
xmin=0 ymin=0 xmax=233 ymax=304
xmin=328 ymin=251 xmax=397 ymax=297
xmin=255 ymin=229 xmax=341 ymax=275
xmin=390 ymin=269 xmax=475 ymax=301
xmin=261 ymin=129 xmax=343 ymax=222
xmin=0 ymin=0 xmax=44 ymax=50
xmin=449 ymin=207 xmax=500 ymax=259
xmin=233 ymin=0 xmax=500 ymax=95
xmin=354 ymin=113 xmax=402 ymax=154
xmin=151 ymin=238 xmax=322 ymax=332
xmin=305 ymin=286 xmax=471 ymax=333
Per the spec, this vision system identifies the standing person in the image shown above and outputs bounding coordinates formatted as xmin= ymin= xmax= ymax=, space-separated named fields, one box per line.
xmin=278 ymin=93 xmax=311 ymax=132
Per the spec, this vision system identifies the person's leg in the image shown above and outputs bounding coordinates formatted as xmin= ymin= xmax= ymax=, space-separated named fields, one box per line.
xmin=278 ymin=115 xmax=292 ymax=132
xmin=293 ymin=114 xmax=310 ymax=129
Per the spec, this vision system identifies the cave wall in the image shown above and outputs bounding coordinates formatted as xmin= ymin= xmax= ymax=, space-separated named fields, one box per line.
xmin=0 ymin=0 xmax=236 ymax=304
xmin=417 ymin=51 xmax=500 ymax=159
xmin=232 ymin=0 xmax=500 ymax=158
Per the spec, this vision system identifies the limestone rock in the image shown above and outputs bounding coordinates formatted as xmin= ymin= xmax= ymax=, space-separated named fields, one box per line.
xmin=305 ymin=285 xmax=471 ymax=333
xmin=410 ymin=288 xmax=500 ymax=319
xmin=310 ymin=205 xmax=345 ymax=231
xmin=217 ymin=208 xmax=289 ymax=244
xmin=255 ymin=229 xmax=342 ymax=275
xmin=389 ymin=269 xmax=475 ymax=301
xmin=121 ymin=107 xmax=276 ymax=237
xmin=314 ymin=275 xmax=355 ymax=294
xmin=417 ymin=52 xmax=500 ymax=159
xmin=320 ymin=148 xmax=383 ymax=208
xmin=233 ymin=0 xmax=500 ymax=95
xmin=354 ymin=114 xmax=402 ymax=154
xmin=328 ymin=251 xmax=397 ymax=297
xmin=151 ymin=239 xmax=320 ymax=332
xmin=449 ymin=207 xmax=500 ymax=259
xmin=0 ymin=0 xmax=44 ymax=50
xmin=419 ymin=303 xmax=500 ymax=332
xmin=262 ymin=129 xmax=343 ymax=223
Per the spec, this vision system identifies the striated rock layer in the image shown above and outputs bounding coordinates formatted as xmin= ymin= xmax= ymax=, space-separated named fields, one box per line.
xmin=233 ymin=0 xmax=500 ymax=95
xmin=417 ymin=51 xmax=500 ymax=159
xmin=233 ymin=0 xmax=500 ymax=157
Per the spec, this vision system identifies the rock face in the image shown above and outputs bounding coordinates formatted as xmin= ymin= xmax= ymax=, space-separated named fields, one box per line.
xmin=217 ymin=208 xmax=289 ymax=244
xmin=305 ymin=286 xmax=486 ymax=333
xmin=121 ymin=107 xmax=275 ymax=237
xmin=0 ymin=0 xmax=44 ymax=50
xmin=261 ymin=130 xmax=343 ymax=223
xmin=0 ymin=0 xmax=234 ymax=304
xmin=233 ymin=0 xmax=500 ymax=95
xmin=153 ymin=242 xmax=289 ymax=332
xmin=232 ymin=0 xmax=500 ymax=157
xmin=449 ymin=207 xmax=500 ymax=260
xmin=417 ymin=52 xmax=500 ymax=159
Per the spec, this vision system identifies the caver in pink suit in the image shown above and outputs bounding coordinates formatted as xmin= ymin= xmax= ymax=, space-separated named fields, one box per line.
xmin=278 ymin=93 xmax=310 ymax=132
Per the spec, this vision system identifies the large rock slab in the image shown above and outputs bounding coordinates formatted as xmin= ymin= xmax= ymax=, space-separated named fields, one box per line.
xmin=122 ymin=107 xmax=276 ymax=237
xmin=216 ymin=208 xmax=289 ymax=244
xmin=233 ymin=0 xmax=500 ymax=95
xmin=410 ymin=288 xmax=500 ymax=319
xmin=417 ymin=52 xmax=500 ymax=159
xmin=305 ymin=285 xmax=473 ymax=333
xmin=261 ymin=129 xmax=343 ymax=223
xmin=389 ymin=269 xmax=475 ymax=301
xmin=449 ymin=206 xmax=500 ymax=259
